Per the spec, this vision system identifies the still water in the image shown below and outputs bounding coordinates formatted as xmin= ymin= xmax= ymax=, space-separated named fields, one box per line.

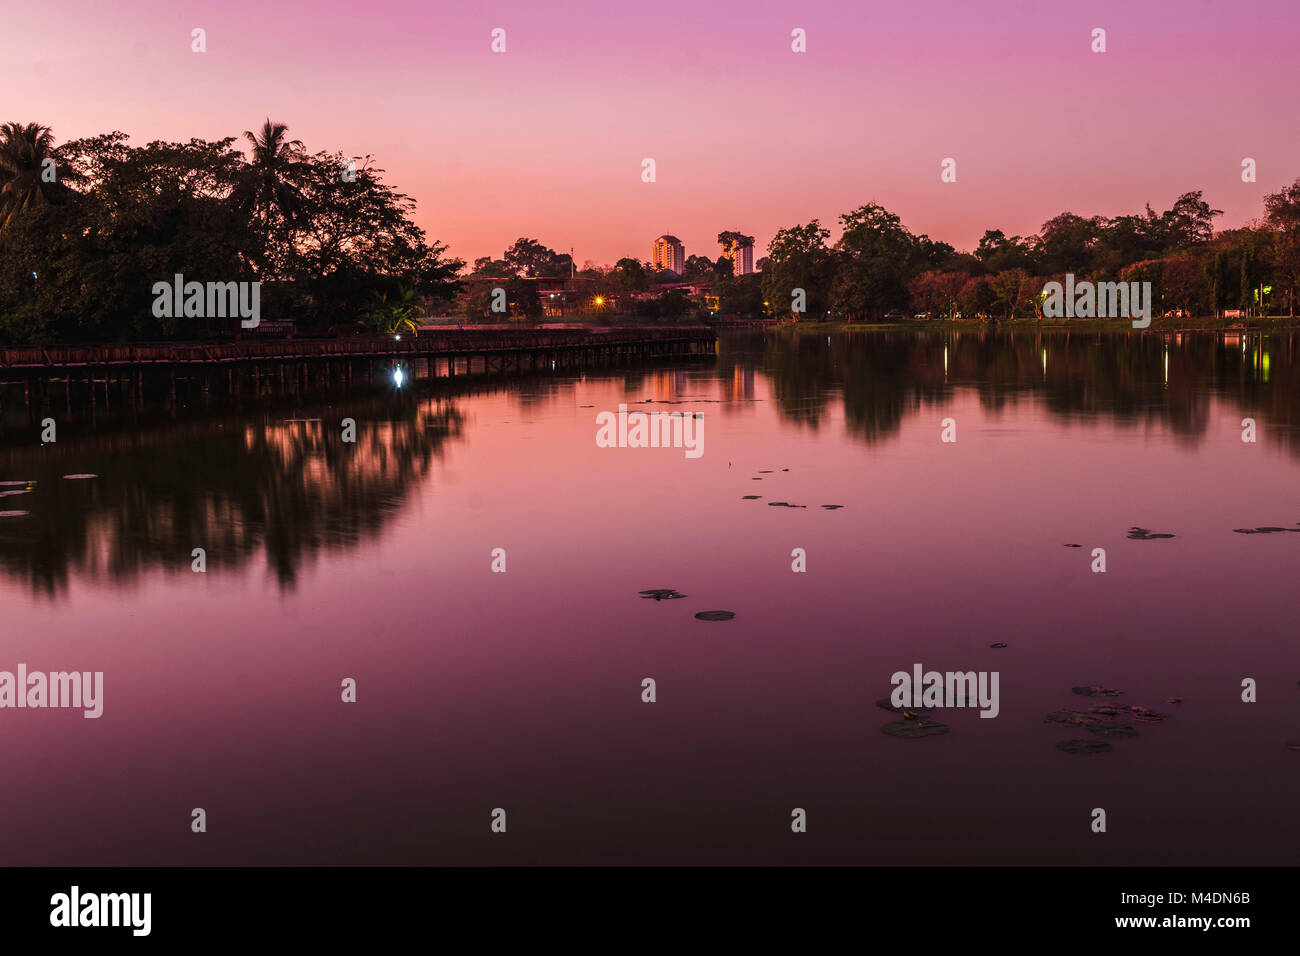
xmin=1 ymin=329 xmax=1297 ymax=864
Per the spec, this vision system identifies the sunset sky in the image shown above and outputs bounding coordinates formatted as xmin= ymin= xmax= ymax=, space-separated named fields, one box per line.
xmin=3 ymin=0 xmax=1297 ymax=267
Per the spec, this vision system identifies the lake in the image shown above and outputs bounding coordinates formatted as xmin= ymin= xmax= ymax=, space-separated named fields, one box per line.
xmin=1 ymin=328 xmax=1297 ymax=865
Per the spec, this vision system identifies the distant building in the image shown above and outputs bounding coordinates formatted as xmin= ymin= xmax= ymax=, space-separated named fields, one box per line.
xmin=719 ymin=239 xmax=754 ymax=276
xmin=652 ymin=235 xmax=686 ymax=275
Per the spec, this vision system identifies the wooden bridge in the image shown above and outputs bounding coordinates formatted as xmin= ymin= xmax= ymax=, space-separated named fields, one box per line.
xmin=0 ymin=327 xmax=717 ymax=424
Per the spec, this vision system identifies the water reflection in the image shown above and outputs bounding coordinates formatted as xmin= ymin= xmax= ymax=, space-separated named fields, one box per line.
xmin=722 ymin=330 xmax=1299 ymax=452
xmin=0 ymin=393 xmax=465 ymax=596
xmin=3 ymin=330 xmax=1297 ymax=598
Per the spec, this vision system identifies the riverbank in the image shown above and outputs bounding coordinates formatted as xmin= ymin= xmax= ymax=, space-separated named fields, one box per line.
xmin=770 ymin=315 xmax=1300 ymax=334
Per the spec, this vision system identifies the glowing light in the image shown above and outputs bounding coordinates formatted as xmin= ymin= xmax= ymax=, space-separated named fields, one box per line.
xmin=394 ymin=334 xmax=401 ymax=341
xmin=392 ymin=367 xmax=405 ymax=387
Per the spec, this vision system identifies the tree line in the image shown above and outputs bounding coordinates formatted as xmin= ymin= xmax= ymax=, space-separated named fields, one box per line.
xmin=0 ymin=121 xmax=464 ymax=342
xmin=759 ymin=189 xmax=1300 ymax=322
xmin=6 ymin=118 xmax=1300 ymax=339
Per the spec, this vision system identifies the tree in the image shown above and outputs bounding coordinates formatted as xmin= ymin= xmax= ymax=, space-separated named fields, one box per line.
xmin=503 ymin=238 xmax=571 ymax=278
xmin=958 ymin=276 xmax=996 ymax=320
xmin=0 ymin=122 xmax=67 ymax=232
xmin=1034 ymin=212 xmax=1104 ymax=275
xmin=907 ymin=270 xmax=967 ymax=319
xmin=717 ymin=273 xmax=764 ymax=317
xmin=975 ymin=230 xmax=1036 ymax=273
xmin=612 ymin=257 xmax=648 ymax=292
xmin=233 ymin=119 xmax=304 ymax=272
xmin=990 ymin=268 xmax=1034 ymax=319
xmin=832 ymin=203 xmax=917 ymax=320
xmin=717 ymin=230 xmax=755 ymax=275
xmin=761 ymin=221 xmax=834 ymax=319
xmin=1265 ymin=179 xmax=1300 ymax=316
xmin=682 ymin=255 xmax=715 ymax=282
xmin=1154 ymin=190 xmax=1222 ymax=249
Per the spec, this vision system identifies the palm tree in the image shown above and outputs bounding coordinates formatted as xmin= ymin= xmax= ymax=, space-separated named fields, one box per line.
xmin=0 ymin=122 xmax=63 ymax=231
xmin=236 ymin=118 xmax=304 ymax=227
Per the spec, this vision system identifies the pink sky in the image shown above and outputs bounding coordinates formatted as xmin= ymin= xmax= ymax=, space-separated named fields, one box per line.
xmin=3 ymin=0 xmax=1297 ymax=267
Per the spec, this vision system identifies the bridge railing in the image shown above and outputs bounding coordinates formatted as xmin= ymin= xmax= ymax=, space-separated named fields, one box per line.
xmin=0 ymin=327 xmax=715 ymax=368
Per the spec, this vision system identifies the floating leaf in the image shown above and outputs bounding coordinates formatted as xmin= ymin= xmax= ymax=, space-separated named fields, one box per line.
xmin=1063 ymin=543 xmax=1082 ymax=548
xmin=821 ymin=504 xmax=845 ymax=510
xmin=1088 ymin=705 xmax=1119 ymax=716
xmin=741 ymin=495 xmax=761 ymax=500
xmin=639 ymin=589 xmax=686 ymax=601
xmin=1166 ymin=697 xmax=1183 ymax=704
xmin=695 ymin=610 xmax=735 ymax=621
xmin=1057 ymin=739 xmax=1113 ymax=755
xmin=1127 ymin=527 xmax=1174 ymax=540
xmin=990 ymin=642 xmax=1008 ymax=648
xmin=882 ymin=719 xmax=948 ymax=739
xmin=876 ymin=697 xmax=932 ymax=714
xmin=1045 ymin=710 xmax=1095 ymax=726
xmin=1072 ymin=685 xmax=1122 ymax=697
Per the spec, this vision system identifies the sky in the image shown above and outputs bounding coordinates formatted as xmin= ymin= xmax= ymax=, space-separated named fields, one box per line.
xmin=3 ymin=0 xmax=1298 ymax=268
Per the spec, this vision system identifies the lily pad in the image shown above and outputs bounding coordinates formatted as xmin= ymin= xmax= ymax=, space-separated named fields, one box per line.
xmin=1127 ymin=527 xmax=1174 ymax=539
xmin=882 ymin=719 xmax=949 ymax=739
xmin=1087 ymin=721 xmax=1139 ymax=738
xmin=639 ymin=589 xmax=687 ymax=601
xmin=1088 ymin=705 xmax=1119 ymax=716
xmin=1057 ymin=739 xmax=1113 ymax=755
xmin=1063 ymin=543 xmax=1082 ymax=548
xmin=62 ymin=474 xmax=98 ymax=480
xmin=694 ymin=610 xmax=735 ymax=621
xmin=1072 ymin=685 xmax=1122 ymax=697
xmin=821 ymin=504 xmax=845 ymax=510
xmin=1166 ymin=697 xmax=1183 ymax=704
xmin=767 ymin=502 xmax=807 ymax=508
xmin=876 ymin=697 xmax=933 ymax=715
xmin=741 ymin=495 xmax=762 ymax=500
xmin=990 ymin=642 xmax=1008 ymax=648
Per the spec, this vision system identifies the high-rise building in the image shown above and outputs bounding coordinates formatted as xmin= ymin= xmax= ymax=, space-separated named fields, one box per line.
xmin=652 ymin=235 xmax=686 ymax=275
xmin=719 ymin=238 xmax=754 ymax=276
